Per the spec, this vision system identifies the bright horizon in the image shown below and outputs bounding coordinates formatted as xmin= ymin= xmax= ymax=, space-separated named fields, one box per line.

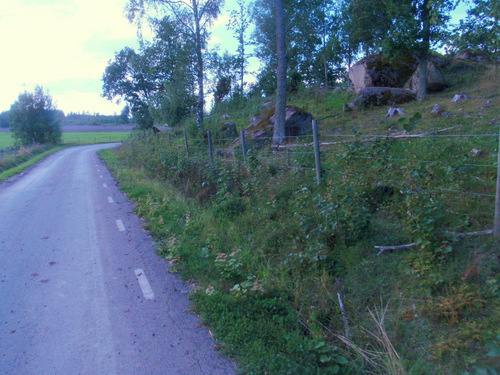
xmin=0 ymin=0 xmax=469 ymax=116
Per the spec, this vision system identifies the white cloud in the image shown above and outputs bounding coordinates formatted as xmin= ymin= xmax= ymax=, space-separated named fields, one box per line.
xmin=0 ymin=0 xmax=139 ymax=114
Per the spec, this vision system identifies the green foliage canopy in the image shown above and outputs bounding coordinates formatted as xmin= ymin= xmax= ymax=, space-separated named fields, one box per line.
xmin=102 ymin=47 xmax=156 ymax=129
xmin=125 ymin=0 xmax=224 ymax=130
xmin=449 ymin=0 xmax=500 ymax=58
xmin=102 ymin=17 xmax=198 ymax=128
xmin=9 ymin=86 xmax=61 ymax=146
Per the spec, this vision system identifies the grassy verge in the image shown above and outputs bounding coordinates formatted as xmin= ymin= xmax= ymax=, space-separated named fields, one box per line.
xmin=100 ymin=64 xmax=499 ymax=375
xmin=0 ymin=130 xmax=127 ymax=182
xmin=0 ymin=145 xmax=66 ymax=182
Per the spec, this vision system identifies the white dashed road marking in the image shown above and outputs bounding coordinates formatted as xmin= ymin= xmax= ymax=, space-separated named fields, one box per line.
xmin=103 ymin=183 xmax=108 ymax=188
xmin=134 ymin=269 xmax=155 ymax=300
xmin=108 ymin=196 xmax=114 ymax=204
xmin=116 ymin=219 xmax=125 ymax=232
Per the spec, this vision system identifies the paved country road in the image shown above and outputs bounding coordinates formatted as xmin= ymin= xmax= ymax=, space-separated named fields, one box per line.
xmin=0 ymin=144 xmax=235 ymax=375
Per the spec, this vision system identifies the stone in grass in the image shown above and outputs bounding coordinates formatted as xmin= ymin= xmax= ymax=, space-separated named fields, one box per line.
xmin=384 ymin=107 xmax=407 ymax=118
xmin=346 ymin=87 xmax=416 ymax=110
xmin=470 ymin=148 xmax=484 ymax=157
xmin=431 ymin=103 xmax=450 ymax=117
xmin=452 ymin=94 xmax=469 ymax=103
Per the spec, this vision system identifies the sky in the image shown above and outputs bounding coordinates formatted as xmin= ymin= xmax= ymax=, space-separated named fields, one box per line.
xmin=0 ymin=0 xmax=469 ymax=116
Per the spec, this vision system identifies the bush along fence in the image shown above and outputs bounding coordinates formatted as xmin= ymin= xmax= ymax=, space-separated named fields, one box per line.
xmin=0 ymin=147 xmax=20 ymax=160
xmin=127 ymin=119 xmax=500 ymax=248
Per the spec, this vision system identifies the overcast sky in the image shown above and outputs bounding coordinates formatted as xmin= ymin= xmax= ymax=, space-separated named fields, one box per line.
xmin=0 ymin=0 xmax=144 ymax=115
xmin=0 ymin=0 xmax=468 ymax=116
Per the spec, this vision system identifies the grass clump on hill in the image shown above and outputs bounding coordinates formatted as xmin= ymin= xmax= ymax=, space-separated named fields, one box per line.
xmin=101 ymin=63 xmax=499 ymax=374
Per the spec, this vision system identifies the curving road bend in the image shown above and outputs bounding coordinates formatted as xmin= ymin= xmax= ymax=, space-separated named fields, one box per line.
xmin=0 ymin=144 xmax=235 ymax=375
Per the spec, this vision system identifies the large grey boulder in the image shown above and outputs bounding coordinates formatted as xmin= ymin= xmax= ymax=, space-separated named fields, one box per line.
xmin=226 ymin=105 xmax=313 ymax=153
xmin=345 ymin=87 xmax=416 ymax=110
xmin=219 ymin=121 xmax=238 ymax=138
xmin=404 ymin=61 xmax=447 ymax=93
xmin=348 ymin=54 xmax=417 ymax=93
xmin=455 ymin=49 xmax=489 ymax=62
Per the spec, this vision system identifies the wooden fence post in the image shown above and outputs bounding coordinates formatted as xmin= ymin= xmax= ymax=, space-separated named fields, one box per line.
xmin=494 ymin=129 xmax=500 ymax=238
xmin=241 ymin=130 xmax=248 ymax=163
xmin=208 ymin=130 xmax=214 ymax=164
xmin=184 ymin=132 xmax=190 ymax=157
xmin=312 ymin=119 xmax=322 ymax=185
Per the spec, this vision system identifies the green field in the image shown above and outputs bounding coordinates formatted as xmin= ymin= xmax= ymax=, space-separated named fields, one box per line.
xmin=0 ymin=131 xmax=130 ymax=148
xmin=0 ymin=132 xmax=14 ymax=148
xmin=62 ymin=132 xmax=130 ymax=144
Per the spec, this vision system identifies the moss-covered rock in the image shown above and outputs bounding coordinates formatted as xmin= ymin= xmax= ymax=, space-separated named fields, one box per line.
xmin=349 ymin=53 xmax=418 ymax=93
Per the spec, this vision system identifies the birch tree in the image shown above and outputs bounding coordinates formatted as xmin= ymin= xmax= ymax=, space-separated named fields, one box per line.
xmin=274 ymin=0 xmax=287 ymax=146
xmin=227 ymin=0 xmax=251 ymax=96
xmin=126 ymin=0 xmax=224 ymax=130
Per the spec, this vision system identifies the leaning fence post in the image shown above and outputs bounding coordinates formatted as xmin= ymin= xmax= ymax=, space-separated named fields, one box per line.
xmin=312 ymin=119 xmax=322 ymax=185
xmin=184 ymin=132 xmax=190 ymax=157
xmin=337 ymin=292 xmax=351 ymax=339
xmin=168 ymin=133 xmax=172 ymax=146
xmin=241 ymin=130 xmax=248 ymax=163
xmin=494 ymin=128 xmax=500 ymax=239
xmin=207 ymin=130 xmax=214 ymax=164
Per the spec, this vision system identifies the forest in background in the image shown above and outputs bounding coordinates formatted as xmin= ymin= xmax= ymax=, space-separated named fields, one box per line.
xmin=101 ymin=0 xmax=498 ymax=130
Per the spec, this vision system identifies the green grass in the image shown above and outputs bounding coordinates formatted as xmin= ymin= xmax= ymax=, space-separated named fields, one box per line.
xmin=0 ymin=145 xmax=65 ymax=182
xmin=62 ymin=131 xmax=130 ymax=144
xmin=0 ymin=132 xmax=14 ymax=148
xmin=1 ymin=131 xmax=130 ymax=149
xmin=102 ymin=63 xmax=500 ymax=375
xmin=0 ymin=130 xmax=130 ymax=182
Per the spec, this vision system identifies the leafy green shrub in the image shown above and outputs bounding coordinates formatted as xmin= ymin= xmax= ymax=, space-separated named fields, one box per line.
xmin=192 ymin=292 xmax=348 ymax=374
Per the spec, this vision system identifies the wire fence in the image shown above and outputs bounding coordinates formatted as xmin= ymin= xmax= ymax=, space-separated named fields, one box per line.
xmin=0 ymin=147 xmax=20 ymax=161
xmin=132 ymin=120 xmax=500 ymax=238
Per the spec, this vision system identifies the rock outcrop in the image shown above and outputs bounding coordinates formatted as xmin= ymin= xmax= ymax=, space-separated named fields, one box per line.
xmin=226 ymin=105 xmax=313 ymax=153
xmin=404 ymin=61 xmax=447 ymax=93
xmin=345 ymin=87 xmax=416 ymax=110
xmin=348 ymin=54 xmax=417 ymax=93
xmin=455 ymin=49 xmax=489 ymax=62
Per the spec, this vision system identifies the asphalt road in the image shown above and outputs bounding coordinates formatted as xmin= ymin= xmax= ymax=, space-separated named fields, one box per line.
xmin=0 ymin=144 xmax=235 ymax=375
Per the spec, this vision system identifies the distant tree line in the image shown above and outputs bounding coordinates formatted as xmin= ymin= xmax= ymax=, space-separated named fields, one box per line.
xmin=0 ymin=106 xmax=131 ymax=129
xmin=101 ymin=0 xmax=497 ymax=133
xmin=62 ymin=109 xmax=130 ymax=126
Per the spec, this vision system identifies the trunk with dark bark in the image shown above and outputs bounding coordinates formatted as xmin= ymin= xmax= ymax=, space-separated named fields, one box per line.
xmin=273 ymin=0 xmax=287 ymax=146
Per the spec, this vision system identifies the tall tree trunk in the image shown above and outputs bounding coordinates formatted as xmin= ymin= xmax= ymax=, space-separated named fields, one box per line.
xmin=273 ymin=0 xmax=287 ymax=146
xmin=417 ymin=53 xmax=429 ymax=102
xmin=193 ymin=0 xmax=204 ymax=130
xmin=240 ymin=33 xmax=245 ymax=92
xmin=323 ymin=55 xmax=328 ymax=88
xmin=417 ymin=0 xmax=431 ymax=102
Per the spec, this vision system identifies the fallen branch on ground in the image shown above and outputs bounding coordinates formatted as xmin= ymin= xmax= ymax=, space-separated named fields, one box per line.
xmin=375 ymin=229 xmax=493 ymax=255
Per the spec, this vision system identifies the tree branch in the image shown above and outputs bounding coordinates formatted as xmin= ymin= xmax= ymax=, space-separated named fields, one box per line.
xmin=376 ymin=229 xmax=493 ymax=255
